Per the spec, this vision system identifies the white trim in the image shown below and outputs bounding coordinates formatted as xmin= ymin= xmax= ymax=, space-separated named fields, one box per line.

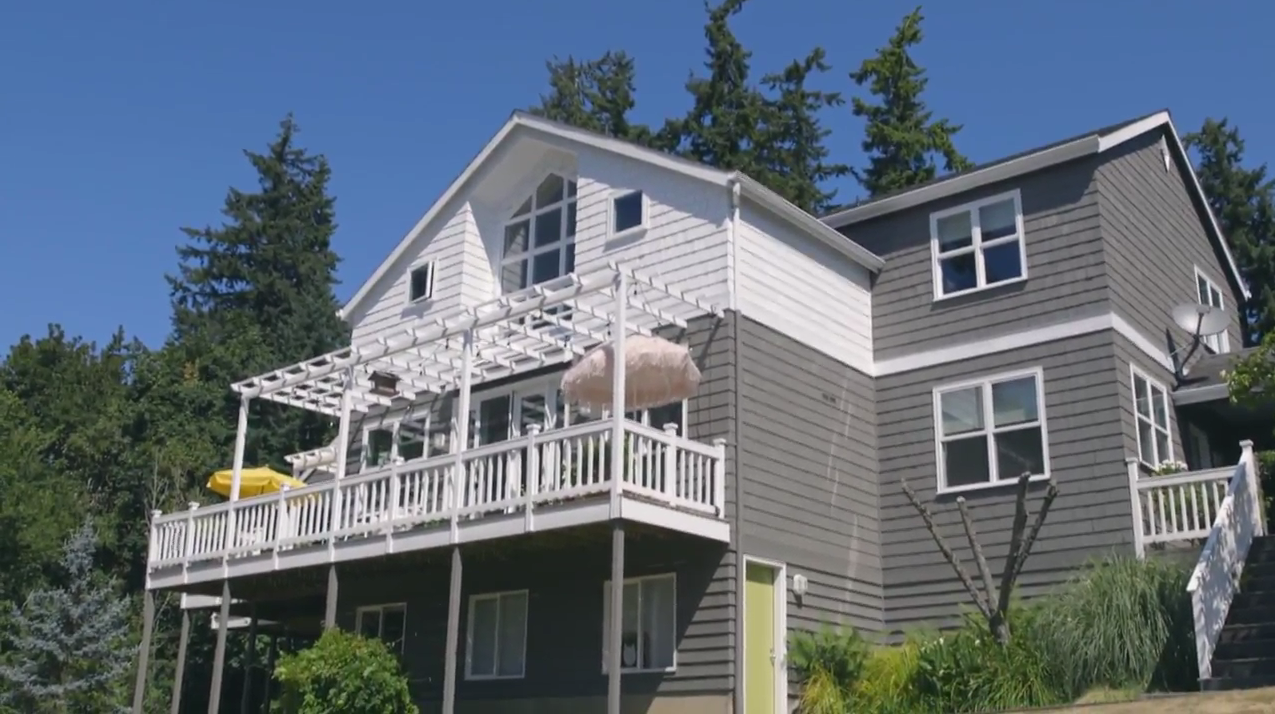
xmin=734 ymin=174 xmax=884 ymax=271
xmin=1173 ymin=383 xmax=1228 ymax=405
xmin=607 ymin=188 xmax=649 ymax=241
xmin=1130 ymin=364 xmax=1174 ymax=468
xmin=932 ymin=367 xmax=1051 ymax=495
xmin=464 ymin=589 xmax=529 ymax=681
xmin=1193 ymin=266 xmax=1231 ymax=353
xmin=406 ymin=260 xmax=436 ymax=304
xmin=601 ymin=572 xmax=678 ymax=675
xmin=929 ymin=190 xmax=1028 ymax=300
xmin=741 ymin=556 xmax=788 ymax=714
xmin=354 ymin=602 xmax=408 ymax=655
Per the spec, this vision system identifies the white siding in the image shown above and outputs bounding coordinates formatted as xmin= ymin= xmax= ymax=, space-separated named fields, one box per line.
xmin=736 ymin=202 xmax=874 ymax=373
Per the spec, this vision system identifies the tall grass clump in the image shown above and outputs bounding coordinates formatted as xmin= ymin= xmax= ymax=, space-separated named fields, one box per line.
xmin=789 ymin=626 xmax=868 ymax=714
xmin=1033 ymin=555 xmax=1196 ymax=697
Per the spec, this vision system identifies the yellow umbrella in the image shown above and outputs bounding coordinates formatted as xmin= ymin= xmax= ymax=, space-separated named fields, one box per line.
xmin=206 ymin=466 xmax=308 ymax=498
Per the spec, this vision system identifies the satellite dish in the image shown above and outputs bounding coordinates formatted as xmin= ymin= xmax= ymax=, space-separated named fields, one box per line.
xmin=1172 ymin=303 xmax=1229 ymax=338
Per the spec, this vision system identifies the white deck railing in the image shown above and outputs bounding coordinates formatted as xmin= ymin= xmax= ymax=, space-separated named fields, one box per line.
xmin=1129 ymin=462 xmax=1236 ymax=555
xmin=147 ymin=420 xmax=726 ymax=571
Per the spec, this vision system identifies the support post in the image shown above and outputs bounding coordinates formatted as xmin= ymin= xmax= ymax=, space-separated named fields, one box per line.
xmin=330 ymin=368 xmax=355 ymax=551
xmin=451 ymin=330 xmax=474 ymax=543
xmin=610 ymin=272 xmax=628 ymax=517
xmin=170 ymin=607 xmax=191 ymax=714
xmin=239 ymin=606 xmax=258 ymax=713
xmin=208 ymin=580 xmax=232 ymax=714
xmin=442 ymin=546 xmax=463 ymax=714
xmin=324 ymin=564 xmax=339 ymax=630
xmin=131 ymin=588 xmax=155 ymax=713
xmin=1126 ymin=457 xmax=1145 ymax=559
xmin=1241 ymin=439 xmax=1264 ymax=535
xmin=607 ymin=520 xmax=625 ymax=714
xmin=261 ymin=634 xmax=279 ymax=713
xmin=224 ymin=397 xmax=250 ymax=555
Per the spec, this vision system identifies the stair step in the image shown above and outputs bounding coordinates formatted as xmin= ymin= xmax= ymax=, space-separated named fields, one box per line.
xmin=1220 ymin=605 xmax=1275 ymax=625
xmin=1218 ymin=622 xmax=1275 ymax=643
xmin=1210 ymin=657 xmax=1275 ymax=679
xmin=1231 ymin=590 xmax=1275 ymax=609
xmin=1214 ymin=637 xmax=1275 ymax=661
xmin=1200 ymin=673 xmax=1275 ymax=691
xmin=1240 ymin=574 xmax=1275 ymax=593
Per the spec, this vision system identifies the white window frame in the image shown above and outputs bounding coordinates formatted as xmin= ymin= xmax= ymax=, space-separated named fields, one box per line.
xmin=930 ymin=189 xmax=1028 ymax=300
xmin=1194 ymin=266 xmax=1231 ymax=353
xmin=464 ymin=589 xmax=529 ymax=681
xmin=1131 ymin=365 xmax=1174 ymax=468
xmin=498 ymin=173 xmax=577 ymax=295
xmin=607 ymin=189 xmax=649 ymax=240
xmin=932 ymin=366 xmax=1051 ymax=495
xmin=355 ymin=603 xmax=407 ymax=655
xmin=601 ymin=572 xmax=678 ymax=675
xmin=406 ymin=260 xmax=436 ymax=304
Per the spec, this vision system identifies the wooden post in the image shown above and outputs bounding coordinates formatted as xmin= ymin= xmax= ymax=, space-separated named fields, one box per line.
xmin=451 ymin=330 xmax=474 ymax=544
xmin=225 ymin=397 xmax=250 ymax=555
xmin=610 ymin=272 xmax=627 ymax=517
xmin=330 ymin=368 xmax=355 ymax=554
xmin=170 ymin=608 xmax=191 ymax=714
xmin=442 ymin=546 xmax=463 ymax=714
xmin=607 ymin=520 xmax=625 ymax=714
xmin=208 ymin=581 xmax=232 ymax=714
xmin=239 ymin=607 xmax=258 ymax=713
xmin=324 ymin=564 xmax=339 ymax=630
xmin=131 ymin=588 xmax=155 ymax=713
xmin=1127 ymin=457 xmax=1145 ymax=559
xmin=261 ymin=634 xmax=279 ymax=713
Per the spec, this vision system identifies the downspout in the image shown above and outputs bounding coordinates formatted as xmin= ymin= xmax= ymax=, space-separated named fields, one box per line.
xmin=727 ymin=176 xmax=745 ymax=714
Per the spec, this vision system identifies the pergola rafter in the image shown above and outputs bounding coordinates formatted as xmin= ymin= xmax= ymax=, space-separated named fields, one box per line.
xmin=231 ymin=264 xmax=724 ymax=417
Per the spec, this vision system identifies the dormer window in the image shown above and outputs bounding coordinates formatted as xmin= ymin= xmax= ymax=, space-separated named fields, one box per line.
xmin=408 ymin=262 xmax=435 ymax=303
xmin=610 ymin=190 xmax=647 ymax=237
xmin=501 ymin=174 xmax=577 ymax=293
xmin=931 ymin=190 xmax=1026 ymax=299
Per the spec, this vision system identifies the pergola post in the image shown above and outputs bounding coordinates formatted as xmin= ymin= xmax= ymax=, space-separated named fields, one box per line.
xmin=607 ymin=270 xmax=628 ymax=714
xmin=442 ymin=546 xmax=463 ymax=714
xmin=324 ymin=367 xmax=355 ymax=631
xmin=225 ymin=396 xmax=251 ymax=552
xmin=170 ymin=608 xmax=191 ymax=714
xmin=450 ymin=329 xmax=474 ymax=543
xmin=130 ymin=587 xmax=155 ymax=713
xmin=208 ymin=580 xmax=232 ymax=714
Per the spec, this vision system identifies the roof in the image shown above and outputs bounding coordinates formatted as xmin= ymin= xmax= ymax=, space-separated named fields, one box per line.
xmin=820 ymin=110 xmax=1250 ymax=302
xmin=1174 ymin=346 xmax=1263 ymax=405
xmin=339 ymin=112 xmax=884 ymax=321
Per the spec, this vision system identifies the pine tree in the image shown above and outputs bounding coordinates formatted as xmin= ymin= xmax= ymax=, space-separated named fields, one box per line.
xmin=0 ymin=520 xmax=133 ymax=713
xmin=1185 ymin=118 xmax=1275 ymax=344
xmin=849 ymin=7 xmax=972 ymax=197
xmin=760 ymin=47 xmax=849 ymax=214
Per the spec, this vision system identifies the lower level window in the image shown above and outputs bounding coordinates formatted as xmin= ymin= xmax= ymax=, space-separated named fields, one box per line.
xmin=602 ymin=573 xmax=676 ymax=672
xmin=356 ymin=604 xmax=406 ymax=654
xmin=466 ymin=590 xmax=528 ymax=679
xmin=935 ymin=368 xmax=1048 ymax=491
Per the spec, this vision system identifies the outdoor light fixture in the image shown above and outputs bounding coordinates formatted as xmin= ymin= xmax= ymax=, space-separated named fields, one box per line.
xmin=369 ymin=370 xmax=400 ymax=397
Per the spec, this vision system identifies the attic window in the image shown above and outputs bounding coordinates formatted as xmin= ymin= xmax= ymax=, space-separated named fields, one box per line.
xmin=408 ymin=262 xmax=435 ymax=303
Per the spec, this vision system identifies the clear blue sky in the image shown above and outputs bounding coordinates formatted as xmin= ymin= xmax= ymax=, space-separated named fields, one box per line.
xmin=1 ymin=0 xmax=1270 ymax=351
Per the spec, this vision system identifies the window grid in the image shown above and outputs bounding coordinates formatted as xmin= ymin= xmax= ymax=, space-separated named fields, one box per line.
xmin=1194 ymin=268 xmax=1230 ymax=353
xmin=499 ymin=174 xmax=577 ymax=294
xmin=601 ymin=573 xmax=677 ymax=674
xmin=355 ymin=603 xmax=407 ymax=655
xmin=1131 ymin=366 xmax=1173 ymax=467
xmin=930 ymin=190 xmax=1027 ymax=299
xmin=465 ymin=590 xmax=529 ymax=680
xmin=934 ymin=368 xmax=1049 ymax=492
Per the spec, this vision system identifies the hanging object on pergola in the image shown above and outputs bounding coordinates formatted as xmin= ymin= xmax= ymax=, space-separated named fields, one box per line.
xmin=560 ymin=334 xmax=701 ymax=411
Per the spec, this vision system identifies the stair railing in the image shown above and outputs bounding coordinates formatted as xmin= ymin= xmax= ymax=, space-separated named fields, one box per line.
xmin=1186 ymin=440 xmax=1264 ymax=680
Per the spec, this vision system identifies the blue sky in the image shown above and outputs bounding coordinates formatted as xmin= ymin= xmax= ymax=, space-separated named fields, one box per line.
xmin=1 ymin=0 xmax=1271 ymax=351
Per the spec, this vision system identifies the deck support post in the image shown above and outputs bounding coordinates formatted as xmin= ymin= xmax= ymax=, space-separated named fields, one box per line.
xmin=324 ymin=564 xmax=338 ymax=630
xmin=170 ymin=607 xmax=191 ymax=714
xmin=239 ymin=605 xmax=258 ymax=713
xmin=130 ymin=588 xmax=155 ymax=713
xmin=261 ymin=633 xmax=279 ymax=712
xmin=607 ymin=520 xmax=626 ymax=714
xmin=442 ymin=546 xmax=463 ymax=714
xmin=208 ymin=580 xmax=232 ymax=714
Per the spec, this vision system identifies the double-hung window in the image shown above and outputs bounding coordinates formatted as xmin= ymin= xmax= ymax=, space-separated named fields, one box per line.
xmin=602 ymin=573 xmax=676 ymax=673
xmin=500 ymin=174 xmax=577 ymax=293
xmin=356 ymin=604 xmax=407 ymax=655
xmin=1132 ymin=367 xmax=1173 ymax=467
xmin=931 ymin=190 xmax=1027 ymax=299
xmin=466 ymin=590 xmax=528 ymax=680
xmin=934 ymin=368 xmax=1049 ymax=492
xmin=1195 ymin=268 xmax=1230 ymax=353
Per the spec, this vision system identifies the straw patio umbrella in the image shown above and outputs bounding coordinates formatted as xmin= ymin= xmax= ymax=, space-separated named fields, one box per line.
xmin=560 ymin=334 xmax=701 ymax=411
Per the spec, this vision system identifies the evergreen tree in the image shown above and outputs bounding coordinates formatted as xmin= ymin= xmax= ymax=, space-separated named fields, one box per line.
xmin=1185 ymin=118 xmax=1275 ymax=344
xmin=849 ymin=6 xmax=972 ymax=197
xmin=0 ymin=521 xmax=133 ymax=713
xmin=166 ymin=115 xmax=348 ymax=470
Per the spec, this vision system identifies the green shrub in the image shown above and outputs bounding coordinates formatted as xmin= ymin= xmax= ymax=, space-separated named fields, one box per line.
xmin=851 ymin=637 xmax=924 ymax=714
xmin=789 ymin=626 xmax=868 ymax=713
xmin=1031 ymin=555 xmax=1196 ymax=697
xmin=273 ymin=629 xmax=417 ymax=714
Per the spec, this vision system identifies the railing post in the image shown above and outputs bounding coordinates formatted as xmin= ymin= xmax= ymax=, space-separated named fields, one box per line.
xmin=610 ymin=271 xmax=628 ymax=519
xmin=452 ymin=329 xmax=474 ymax=544
xmin=1127 ymin=457 xmax=1145 ymax=559
xmin=274 ymin=486 xmax=289 ymax=569
xmin=147 ymin=510 xmax=161 ymax=568
xmin=1241 ymin=439 xmax=1263 ymax=536
xmin=662 ymin=424 xmax=679 ymax=504
xmin=525 ymin=425 xmax=541 ymax=532
xmin=182 ymin=503 xmax=199 ymax=574
xmin=713 ymin=438 xmax=727 ymax=518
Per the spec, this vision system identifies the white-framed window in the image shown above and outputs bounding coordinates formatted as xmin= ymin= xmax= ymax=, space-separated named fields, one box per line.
xmin=1194 ymin=267 xmax=1230 ymax=353
xmin=609 ymin=189 xmax=648 ymax=238
xmin=601 ymin=573 xmax=677 ymax=674
xmin=500 ymin=174 xmax=577 ymax=294
xmin=397 ymin=412 xmax=451 ymax=462
xmin=933 ymin=367 xmax=1050 ymax=493
xmin=407 ymin=261 xmax=435 ymax=303
xmin=356 ymin=603 xmax=407 ymax=655
xmin=465 ymin=590 xmax=529 ymax=680
xmin=1131 ymin=366 xmax=1173 ymax=467
xmin=363 ymin=427 xmax=394 ymax=470
xmin=930 ymin=190 xmax=1027 ymax=299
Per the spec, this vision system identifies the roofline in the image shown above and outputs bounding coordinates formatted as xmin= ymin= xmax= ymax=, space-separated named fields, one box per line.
xmin=821 ymin=111 xmax=1250 ymax=301
xmin=339 ymin=112 xmax=883 ymax=320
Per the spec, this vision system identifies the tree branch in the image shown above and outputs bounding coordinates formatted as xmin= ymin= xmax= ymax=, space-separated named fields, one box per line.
xmin=956 ymin=496 xmax=997 ymax=609
xmin=1009 ymin=481 xmax=1060 ymax=584
xmin=995 ymin=472 xmax=1032 ymax=617
xmin=901 ymin=478 xmax=991 ymax=618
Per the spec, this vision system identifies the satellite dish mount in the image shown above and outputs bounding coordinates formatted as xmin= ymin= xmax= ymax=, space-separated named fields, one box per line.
xmin=1168 ymin=302 xmax=1229 ymax=379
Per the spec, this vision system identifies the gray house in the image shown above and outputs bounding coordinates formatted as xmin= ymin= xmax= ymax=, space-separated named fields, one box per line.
xmin=140 ymin=109 xmax=1263 ymax=713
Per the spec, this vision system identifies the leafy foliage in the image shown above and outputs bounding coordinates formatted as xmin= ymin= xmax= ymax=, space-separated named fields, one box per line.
xmin=0 ymin=521 xmax=133 ymax=713
xmin=789 ymin=626 xmax=868 ymax=713
xmin=272 ymin=629 xmax=417 ymax=714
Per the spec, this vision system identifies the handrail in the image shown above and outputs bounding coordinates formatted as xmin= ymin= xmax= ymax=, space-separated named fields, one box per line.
xmin=1185 ymin=440 xmax=1264 ymax=680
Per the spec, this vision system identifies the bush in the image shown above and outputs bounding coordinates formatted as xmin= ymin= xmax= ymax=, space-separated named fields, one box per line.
xmin=273 ymin=629 xmax=417 ymax=714
xmin=789 ymin=626 xmax=868 ymax=713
